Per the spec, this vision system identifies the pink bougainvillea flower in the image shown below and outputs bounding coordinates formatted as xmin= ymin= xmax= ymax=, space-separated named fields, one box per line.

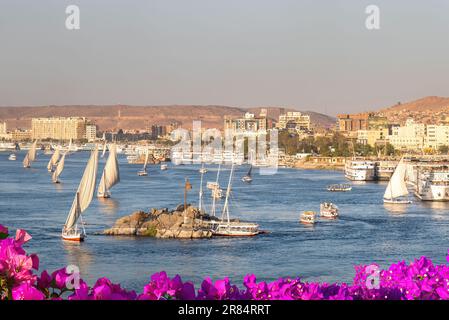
xmin=15 ymin=229 xmax=32 ymax=245
xmin=12 ymin=283 xmax=45 ymax=300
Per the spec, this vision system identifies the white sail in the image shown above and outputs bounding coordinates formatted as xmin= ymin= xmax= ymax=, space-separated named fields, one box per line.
xmin=143 ymin=147 xmax=149 ymax=171
xmin=65 ymin=148 xmax=98 ymax=230
xmin=23 ymin=154 xmax=30 ymax=168
xmin=47 ymin=148 xmax=60 ymax=171
xmin=101 ymin=142 xmax=107 ymax=158
xmin=23 ymin=141 xmax=37 ymax=167
xmin=97 ymin=143 xmax=120 ymax=195
xmin=384 ymin=158 xmax=409 ymax=200
xmin=52 ymin=153 xmax=66 ymax=183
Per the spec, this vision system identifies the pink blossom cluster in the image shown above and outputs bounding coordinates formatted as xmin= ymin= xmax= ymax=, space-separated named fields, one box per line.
xmin=2 ymin=223 xmax=449 ymax=300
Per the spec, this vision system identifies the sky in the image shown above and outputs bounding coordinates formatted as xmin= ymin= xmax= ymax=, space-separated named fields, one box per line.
xmin=1 ymin=0 xmax=449 ymax=115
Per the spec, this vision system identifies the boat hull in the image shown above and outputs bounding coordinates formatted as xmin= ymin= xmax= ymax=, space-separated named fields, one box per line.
xmin=137 ymin=171 xmax=148 ymax=176
xmin=383 ymin=199 xmax=412 ymax=204
xmin=62 ymin=234 xmax=85 ymax=242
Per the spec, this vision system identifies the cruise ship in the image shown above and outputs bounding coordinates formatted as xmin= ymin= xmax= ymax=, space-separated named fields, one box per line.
xmin=415 ymin=166 xmax=449 ymax=201
xmin=344 ymin=159 xmax=376 ymax=181
xmin=375 ymin=161 xmax=397 ymax=181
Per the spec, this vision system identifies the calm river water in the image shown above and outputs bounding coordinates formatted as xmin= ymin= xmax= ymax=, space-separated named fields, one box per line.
xmin=1 ymin=151 xmax=449 ymax=290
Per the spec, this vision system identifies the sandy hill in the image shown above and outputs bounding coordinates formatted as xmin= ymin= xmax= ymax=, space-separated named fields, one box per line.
xmin=377 ymin=96 xmax=449 ymax=124
xmin=0 ymin=105 xmax=335 ymax=131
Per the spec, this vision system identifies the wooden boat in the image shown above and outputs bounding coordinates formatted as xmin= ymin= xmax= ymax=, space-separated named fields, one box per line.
xmin=62 ymin=148 xmax=98 ymax=242
xmin=211 ymin=164 xmax=260 ymax=237
xmin=300 ymin=211 xmax=316 ymax=225
xmin=383 ymin=157 xmax=412 ymax=204
xmin=327 ymin=184 xmax=352 ymax=192
xmin=97 ymin=143 xmax=120 ymax=198
xmin=320 ymin=202 xmax=339 ymax=219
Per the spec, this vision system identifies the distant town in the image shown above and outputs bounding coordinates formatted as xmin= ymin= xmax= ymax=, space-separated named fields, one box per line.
xmin=2 ymin=97 xmax=449 ymax=163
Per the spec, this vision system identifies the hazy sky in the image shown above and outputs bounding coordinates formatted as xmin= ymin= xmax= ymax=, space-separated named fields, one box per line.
xmin=1 ymin=0 xmax=449 ymax=115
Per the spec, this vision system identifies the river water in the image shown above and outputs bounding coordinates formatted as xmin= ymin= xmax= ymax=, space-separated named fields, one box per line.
xmin=1 ymin=151 xmax=449 ymax=290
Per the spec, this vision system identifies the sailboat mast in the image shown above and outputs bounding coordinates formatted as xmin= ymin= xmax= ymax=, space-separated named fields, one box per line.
xmin=222 ymin=164 xmax=234 ymax=224
xmin=199 ymin=165 xmax=205 ymax=212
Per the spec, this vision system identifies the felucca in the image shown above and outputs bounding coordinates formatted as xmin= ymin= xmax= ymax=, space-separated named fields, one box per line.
xmin=62 ymin=148 xmax=98 ymax=241
xmin=138 ymin=147 xmax=149 ymax=176
xmin=52 ymin=153 xmax=66 ymax=183
xmin=23 ymin=140 xmax=37 ymax=168
xmin=383 ymin=158 xmax=412 ymax=204
xmin=97 ymin=143 xmax=120 ymax=198
xmin=47 ymin=148 xmax=61 ymax=172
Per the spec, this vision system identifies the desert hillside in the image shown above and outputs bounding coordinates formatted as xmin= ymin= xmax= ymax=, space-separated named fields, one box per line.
xmin=0 ymin=105 xmax=335 ymax=131
xmin=377 ymin=96 xmax=449 ymax=124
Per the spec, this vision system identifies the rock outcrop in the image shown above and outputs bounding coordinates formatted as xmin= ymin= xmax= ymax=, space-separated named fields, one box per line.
xmin=103 ymin=205 xmax=216 ymax=239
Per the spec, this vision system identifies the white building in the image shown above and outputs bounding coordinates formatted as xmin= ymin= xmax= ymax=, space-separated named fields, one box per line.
xmin=278 ymin=111 xmax=310 ymax=132
xmin=0 ymin=122 xmax=6 ymax=135
xmin=85 ymin=124 xmax=97 ymax=142
xmin=387 ymin=119 xmax=425 ymax=151
xmin=425 ymin=125 xmax=449 ymax=149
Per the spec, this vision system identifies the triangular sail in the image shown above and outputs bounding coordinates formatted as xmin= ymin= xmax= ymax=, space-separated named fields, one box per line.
xmin=101 ymin=142 xmax=107 ymax=158
xmin=247 ymin=165 xmax=252 ymax=177
xmin=97 ymin=143 xmax=120 ymax=194
xmin=143 ymin=148 xmax=149 ymax=171
xmin=47 ymin=148 xmax=60 ymax=170
xmin=23 ymin=141 xmax=37 ymax=167
xmin=384 ymin=158 xmax=409 ymax=200
xmin=65 ymin=148 xmax=98 ymax=230
xmin=52 ymin=153 xmax=66 ymax=182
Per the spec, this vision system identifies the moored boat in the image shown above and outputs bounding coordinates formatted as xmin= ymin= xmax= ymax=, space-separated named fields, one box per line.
xmin=160 ymin=163 xmax=168 ymax=171
xmin=211 ymin=164 xmax=260 ymax=237
xmin=8 ymin=154 xmax=16 ymax=161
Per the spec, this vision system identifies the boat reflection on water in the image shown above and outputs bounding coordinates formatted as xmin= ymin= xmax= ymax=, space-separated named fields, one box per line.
xmin=97 ymin=197 xmax=120 ymax=215
xmin=421 ymin=201 xmax=449 ymax=211
xmin=383 ymin=203 xmax=408 ymax=215
xmin=62 ymin=240 xmax=93 ymax=274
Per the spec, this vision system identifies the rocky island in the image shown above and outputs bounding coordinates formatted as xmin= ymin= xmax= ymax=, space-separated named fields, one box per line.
xmin=103 ymin=205 xmax=233 ymax=239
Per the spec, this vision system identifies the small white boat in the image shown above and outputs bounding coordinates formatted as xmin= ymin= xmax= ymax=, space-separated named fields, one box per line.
xmin=242 ymin=165 xmax=253 ymax=183
xmin=199 ymin=167 xmax=207 ymax=174
xmin=320 ymin=202 xmax=339 ymax=219
xmin=300 ymin=211 xmax=316 ymax=225
xmin=327 ymin=184 xmax=352 ymax=192
xmin=137 ymin=170 xmax=148 ymax=176
xmin=8 ymin=154 xmax=16 ymax=161
xmin=160 ymin=164 xmax=168 ymax=171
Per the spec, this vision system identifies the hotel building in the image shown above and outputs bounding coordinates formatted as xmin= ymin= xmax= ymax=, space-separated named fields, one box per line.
xmin=31 ymin=117 xmax=91 ymax=141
